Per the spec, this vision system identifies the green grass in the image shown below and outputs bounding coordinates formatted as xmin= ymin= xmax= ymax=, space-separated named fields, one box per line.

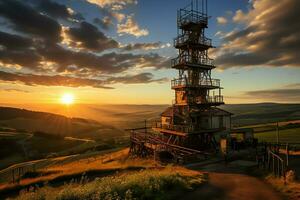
xmin=255 ymin=127 xmax=300 ymax=143
xmin=14 ymin=167 xmax=205 ymax=200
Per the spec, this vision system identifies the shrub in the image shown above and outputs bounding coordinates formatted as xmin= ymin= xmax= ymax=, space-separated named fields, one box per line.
xmin=15 ymin=167 xmax=205 ymax=200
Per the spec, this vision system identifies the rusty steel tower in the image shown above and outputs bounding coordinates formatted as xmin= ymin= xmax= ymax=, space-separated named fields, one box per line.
xmin=153 ymin=0 xmax=231 ymax=151
xmin=129 ymin=0 xmax=231 ymax=162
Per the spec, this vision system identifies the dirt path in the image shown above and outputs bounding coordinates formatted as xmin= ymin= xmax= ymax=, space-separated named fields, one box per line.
xmin=185 ymin=161 xmax=284 ymax=200
xmin=186 ymin=172 xmax=283 ymax=200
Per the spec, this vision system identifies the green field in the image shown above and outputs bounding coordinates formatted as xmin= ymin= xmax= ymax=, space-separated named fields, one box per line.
xmin=255 ymin=127 xmax=300 ymax=143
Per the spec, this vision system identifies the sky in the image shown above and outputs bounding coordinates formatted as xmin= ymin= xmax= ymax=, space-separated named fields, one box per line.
xmin=0 ymin=0 xmax=299 ymax=105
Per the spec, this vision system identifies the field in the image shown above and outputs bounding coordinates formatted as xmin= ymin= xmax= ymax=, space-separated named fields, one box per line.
xmin=0 ymin=128 xmax=125 ymax=170
xmin=221 ymin=103 xmax=300 ymax=127
xmin=255 ymin=128 xmax=300 ymax=144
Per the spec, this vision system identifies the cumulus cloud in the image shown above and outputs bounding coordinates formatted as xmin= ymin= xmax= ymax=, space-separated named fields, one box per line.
xmin=0 ymin=31 xmax=168 ymax=75
xmin=1 ymin=88 xmax=29 ymax=93
xmin=214 ymin=0 xmax=300 ymax=69
xmin=107 ymin=73 xmax=168 ymax=84
xmin=232 ymin=9 xmax=248 ymax=23
xmin=0 ymin=0 xmax=62 ymax=42
xmin=0 ymin=71 xmax=166 ymax=89
xmin=86 ymin=0 xmax=137 ymax=9
xmin=121 ymin=42 xmax=165 ymax=51
xmin=0 ymin=0 xmax=169 ymax=89
xmin=66 ymin=21 xmax=119 ymax=51
xmin=117 ymin=15 xmax=149 ymax=37
xmin=216 ymin=17 xmax=228 ymax=25
xmin=93 ymin=16 xmax=113 ymax=30
xmin=38 ymin=0 xmax=74 ymax=19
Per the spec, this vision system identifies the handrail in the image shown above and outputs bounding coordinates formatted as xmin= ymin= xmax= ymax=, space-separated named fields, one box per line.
xmin=268 ymin=150 xmax=283 ymax=162
xmin=189 ymin=95 xmax=224 ymax=104
xmin=174 ymin=34 xmax=212 ymax=47
xmin=178 ymin=9 xmax=208 ymax=27
xmin=172 ymin=95 xmax=224 ymax=105
xmin=153 ymin=121 xmax=194 ymax=133
xmin=257 ymin=144 xmax=288 ymax=180
xmin=171 ymin=55 xmax=214 ymax=67
xmin=171 ymin=78 xmax=220 ymax=88
xmin=130 ymin=130 xmax=209 ymax=156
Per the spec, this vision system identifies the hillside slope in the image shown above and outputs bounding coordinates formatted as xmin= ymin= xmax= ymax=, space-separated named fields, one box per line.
xmin=222 ymin=103 xmax=300 ymax=126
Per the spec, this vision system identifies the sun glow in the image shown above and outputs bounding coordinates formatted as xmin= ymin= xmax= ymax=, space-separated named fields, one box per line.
xmin=61 ymin=93 xmax=74 ymax=105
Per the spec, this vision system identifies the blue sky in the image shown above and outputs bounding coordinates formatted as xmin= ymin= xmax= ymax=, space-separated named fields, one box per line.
xmin=0 ymin=0 xmax=299 ymax=104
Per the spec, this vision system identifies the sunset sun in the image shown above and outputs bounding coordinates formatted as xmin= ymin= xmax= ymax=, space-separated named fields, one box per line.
xmin=61 ymin=93 xmax=74 ymax=105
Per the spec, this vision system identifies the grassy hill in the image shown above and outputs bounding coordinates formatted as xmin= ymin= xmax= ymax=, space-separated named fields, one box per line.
xmin=2 ymin=103 xmax=300 ymax=128
xmin=221 ymin=103 xmax=300 ymax=126
xmin=0 ymin=107 xmax=127 ymax=169
xmin=0 ymin=149 xmax=206 ymax=200
xmin=0 ymin=107 xmax=123 ymax=139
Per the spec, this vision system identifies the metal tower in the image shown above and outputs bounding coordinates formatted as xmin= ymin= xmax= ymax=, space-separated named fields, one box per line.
xmin=129 ymin=0 xmax=232 ymax=162
xmin=153 ymin=0 xmax=231 ymax=151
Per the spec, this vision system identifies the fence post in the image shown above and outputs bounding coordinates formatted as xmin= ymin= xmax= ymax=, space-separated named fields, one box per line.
xmin=277 ymin=158 xmax=280 ymax=177
xmin=18 ymin=167 xmax=20 ymax=183
xmin=273 ymin=156 xmax=275 ymax=175
xmin=283 ymin=162 xmax=286 ymax=185
xmin=276 ymin=122 xmax=279 ymax=144
xmin=12 ymin=169 xmax=15 ymax=183
xmin=268 ymin=151 xmax=271 ymax=170
xmin=286 ymin=143 xmax=289 ymax=168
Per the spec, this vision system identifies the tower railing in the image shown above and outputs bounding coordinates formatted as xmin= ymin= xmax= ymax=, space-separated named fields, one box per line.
xmin=178 ymin=9 xmax=208 ymax=27
xmin=171 ymin=55 xmax=214 ymax=68
xmin=190 ymin=95 xmax=224 ymax=104
xmin=172 ymin=95 xmax=224 ymax=105
xmin=153 ymin=121 xmax=195 ymax=133
xmin=171 ymin=78 xmax=220 ymax=88
xmin=174 ymin=34 xmax=212 ymax=47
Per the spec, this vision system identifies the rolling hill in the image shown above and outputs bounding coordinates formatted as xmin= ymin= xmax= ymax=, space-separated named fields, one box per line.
xmin=0 ymin=107 xmax=127 ymax=169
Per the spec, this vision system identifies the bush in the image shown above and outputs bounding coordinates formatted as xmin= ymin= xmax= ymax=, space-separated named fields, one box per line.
xmin=15 ymin=167 xmax=205 ymax=200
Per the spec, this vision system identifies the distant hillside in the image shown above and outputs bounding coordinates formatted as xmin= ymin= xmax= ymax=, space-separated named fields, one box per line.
xmin=82 ymin=103 xmax=300 ymax=127
xmin=0 ymin=107 xmax=123 ymax=139
xmin=220 ymin=103 xmax=300 ymax=126
xmin=0 ymin=107 xmax=127 ymax=169
xmin=0 ymin=107 xmax=92 ymax=122
xmin=1 ymin=103 xmax=300 ymax=130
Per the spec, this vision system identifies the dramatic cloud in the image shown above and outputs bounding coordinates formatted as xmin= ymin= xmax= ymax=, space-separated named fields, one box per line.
xmin=86 ymin=0 xmax=137 ymax=10
xmin=117 ymin=15 xmax=149 ymax=37
xmin=93 ymin=17 xmax=113 ymax=30
xmin=0 ymin=0 xmax=62 ymax=42
xmin=216 ymin=17 xmax=228 ymax=25
xmin=121 ymin=42 xmax=163 ymax=51
xmin=0 ymin=31 xmax=168 ymax=75
xmin=214 ymin=0 xmax=300 ymax=69
xmin=0 ymin=0 xmax=169 ymax=89
xmin=232 ymin=9 xmax=248 ymax=23
xmin=0 ymin=31 xmax=41 ymax=68
xmin=0 ymin=71 xmax=166 ymax=89
xmin=0 ymin=31 xmax=33 ymax=51
xmin=38 ymin=0 xmax=72 ymax=19
xmin=38 ymin=44 xmax=168 ymax=73
xmin=67 ymin=21 xmax=118 ymax=51
xmin=1 ymin=88 xmax=29 ymax=93
xmin=107 ymin=73 xmax=167 ymax=84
